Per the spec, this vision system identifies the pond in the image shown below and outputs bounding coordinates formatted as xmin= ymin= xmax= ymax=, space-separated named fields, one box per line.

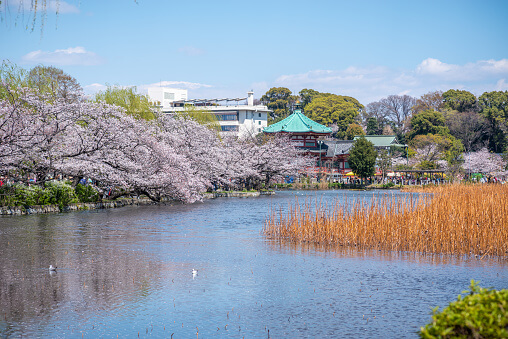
xmin=1 ymin=190 xmax=507 ymax=338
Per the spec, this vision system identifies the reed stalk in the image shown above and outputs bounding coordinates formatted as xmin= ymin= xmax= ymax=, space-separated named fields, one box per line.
xmin=263 ymin=184 xmax=508 ymax=258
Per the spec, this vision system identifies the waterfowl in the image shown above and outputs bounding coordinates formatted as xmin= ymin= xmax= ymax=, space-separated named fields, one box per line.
xmin=49 ymin=265 xmax=57 ymax=271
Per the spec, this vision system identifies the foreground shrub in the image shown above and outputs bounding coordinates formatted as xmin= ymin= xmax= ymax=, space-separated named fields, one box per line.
xmin=420 ymin=280 xmax=508 ymax=338
xmin=41 ymin=181 xmax=79 ymax=207
xmin=74 ymin=183 xmax=100 ymax=202
xmin=0 ymin=181 xmax=80 ymax=207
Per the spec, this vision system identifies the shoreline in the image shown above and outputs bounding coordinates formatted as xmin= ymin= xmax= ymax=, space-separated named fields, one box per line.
xmin=0 ymin=191 xmax=276 ymax=216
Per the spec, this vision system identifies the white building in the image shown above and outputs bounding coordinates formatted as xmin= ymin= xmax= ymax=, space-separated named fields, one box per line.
xmin=147 ymin=87 xmax=188 ymax=111
xmin=159 ymin=91 xmax=270 ymax=138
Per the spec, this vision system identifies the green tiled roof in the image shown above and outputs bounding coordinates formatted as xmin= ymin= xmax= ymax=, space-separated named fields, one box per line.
xmin=263 ymin=109 xmax=332 ymax=134
xmin=353 ymin=135 xmax=406 ymax=147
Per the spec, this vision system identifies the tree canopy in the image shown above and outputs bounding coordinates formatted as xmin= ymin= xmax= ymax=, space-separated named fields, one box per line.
xmin=443 ymin=89 xmax=477 ymax=112
xmin=479 ymin=90 xmax=508 ymax=152
xmin=260 ymin=87 xmax=296 ymax=124
xmin=347 ymin=136 xmax=377 ymax=183
xmin=94 ymin=86 xmax=156 ymax=121
xmin=407 ymin=110 xmax=449 ymax=141
xmin=299 ymin=88 xmax=320 ymax=110
xmin=0 ymin=61 xmax=81 ymax=103
xmin=304 ymin=94 xmax=364 ymax=139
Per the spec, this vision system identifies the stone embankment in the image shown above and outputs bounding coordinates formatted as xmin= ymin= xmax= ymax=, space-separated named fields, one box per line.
xmin=0 ymin=191 xmax=275 ymax=216
xmin=0 ymin=198 xmax=156 ymax=216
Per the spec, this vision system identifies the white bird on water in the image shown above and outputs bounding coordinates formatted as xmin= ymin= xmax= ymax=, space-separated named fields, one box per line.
xmin=192 ymin=269 xmax=198 ymax=279
xmin=49 ymin=265 xmax=57 ymax=271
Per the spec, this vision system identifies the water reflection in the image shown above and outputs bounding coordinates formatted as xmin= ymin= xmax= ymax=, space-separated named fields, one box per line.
xmin=0 ymin=191 xmax=507 ymax=338
xmin=0 ymin=212 xmax=166 ymax=337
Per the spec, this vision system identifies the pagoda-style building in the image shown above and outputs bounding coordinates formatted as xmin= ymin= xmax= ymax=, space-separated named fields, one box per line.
xmin=263 ymin=106 xmax=332 ymax=151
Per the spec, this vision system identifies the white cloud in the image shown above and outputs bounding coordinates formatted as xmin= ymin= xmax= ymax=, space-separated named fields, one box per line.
xmin=416 ymin=58 xmax=508 ymax=82
xmin=416 ymin=58 xmax=455 ymax=75
xmin=177 ymin=46 xmax=205 ymax=56
xmin=270 ymin=58 xmax=508 ymax=104
xmin=140 ymin=81 xmax=212 ymax=92
xmin=83 ymin=58 xmax=508 ymax=105
xmin=21 ymin=46 xmax=104 ymax=66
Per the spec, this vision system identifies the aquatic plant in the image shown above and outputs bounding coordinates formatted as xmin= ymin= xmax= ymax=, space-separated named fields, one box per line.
xmin=264 ymin=184 xmax=508 ymax=258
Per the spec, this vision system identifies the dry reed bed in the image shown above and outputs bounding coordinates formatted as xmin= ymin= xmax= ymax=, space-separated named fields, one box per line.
xmin=263 ymin=185 xmax=508 ymax=258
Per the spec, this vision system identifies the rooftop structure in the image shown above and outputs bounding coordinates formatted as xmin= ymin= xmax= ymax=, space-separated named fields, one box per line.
xmin=148 ymin=87 xmax=188 ymax=110
xmin=353 ymin=135 xmax=406 ymax=149
xmin=263 ymin=107 xmax=332 ymax=134
xmin=158 ymin=91 xmax=269 ymax=138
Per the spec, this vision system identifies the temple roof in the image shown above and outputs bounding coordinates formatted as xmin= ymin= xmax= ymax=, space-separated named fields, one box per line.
xmin=263 ymin=109 xmax=332 ymax=134
xmin=354 ymin=135 xmax=406 ymax=148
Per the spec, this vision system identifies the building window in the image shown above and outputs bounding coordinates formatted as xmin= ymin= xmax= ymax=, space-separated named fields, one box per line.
xmin=258 ymin=113 xmax=261 ymax=118
xmin=258 ymin=121 xmax=261 ymax=125
xmin=215 ymin=114 xmax=238 ymax=121
xmin=221 ymin=125 xmax=239 ymax=132
xmin=305 ymin=141 xmax=316 ymax=147
xmin=258 ymin=128 xmax=261 ymax=132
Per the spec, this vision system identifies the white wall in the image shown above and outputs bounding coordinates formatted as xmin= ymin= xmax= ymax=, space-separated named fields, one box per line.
xmin=148 ymin=87 xmax=188 ymax=110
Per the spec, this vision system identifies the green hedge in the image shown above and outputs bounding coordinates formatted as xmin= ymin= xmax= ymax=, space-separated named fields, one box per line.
xmin=0 ymin=181 xmax=99 ymax=207
xmin=420 ymin=280 xmax=508 ymax=338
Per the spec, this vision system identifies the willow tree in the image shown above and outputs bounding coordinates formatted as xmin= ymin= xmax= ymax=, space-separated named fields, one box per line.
xmin=94 ymin=86 xmax=156 ymax=121
xmin=174 ymin=105 xmax=221 ymax=135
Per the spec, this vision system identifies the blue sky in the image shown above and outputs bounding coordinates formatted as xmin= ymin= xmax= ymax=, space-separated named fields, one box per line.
xmin=1 ymin=0 xmax=508 ymax=104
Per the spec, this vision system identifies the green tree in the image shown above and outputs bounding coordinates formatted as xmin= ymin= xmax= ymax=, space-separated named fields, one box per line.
xmin=478 ymin=90 xmax=508 ymax=152
xmin=260 ymin=87 xmax=296 ymax=124
xmin=175 ymin=105 xmax=221 ymax=134
xmin=0 ymin=61 xmax=82 ymax=104
xmin=366 ymin=117 xmax=381 ymax=135
xmin=443 ymin=89 xmax=477 ymax=112
xmin=443 ymin=137 xmax=464 ymax=180
xmin=348 ymin=136 xmax=377 ymax=185
xmin=298 ymin=88 xmax=320 ymax=110
xmin=345 ymin=123 xmax=365 ymax=140
xmin=0 ymin=61 xmax=29 ymax=101
xmin=94 ymin=85 xmax=156 ymax=120
xmin=305 ymin=94 xmax=364 ymax=139
xmin=407 ymin=110 xmax=449 ymax=141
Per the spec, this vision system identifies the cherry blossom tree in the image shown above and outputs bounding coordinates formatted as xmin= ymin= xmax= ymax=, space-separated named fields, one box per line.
xmin=1 ymin=84 xmax=313 ymax=203
xmin=463 ymin=148 xmax=505 ymax=174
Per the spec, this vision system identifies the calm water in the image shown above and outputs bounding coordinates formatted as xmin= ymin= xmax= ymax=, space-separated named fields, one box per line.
xmin=0 ymin=190 xmax=507 ymax=338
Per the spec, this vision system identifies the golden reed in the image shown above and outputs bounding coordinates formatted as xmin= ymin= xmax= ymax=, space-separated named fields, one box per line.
xmin=263 ymin=184 xmax=508 ymax=258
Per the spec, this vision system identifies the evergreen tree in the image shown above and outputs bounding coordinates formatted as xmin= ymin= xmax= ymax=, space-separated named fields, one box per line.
xmin=348 ymin=137 xmax=377 ymax=185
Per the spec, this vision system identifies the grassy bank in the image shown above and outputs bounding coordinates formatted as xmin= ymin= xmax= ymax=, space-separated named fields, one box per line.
xmin=263 ymin=184 xmax=508 ymax=258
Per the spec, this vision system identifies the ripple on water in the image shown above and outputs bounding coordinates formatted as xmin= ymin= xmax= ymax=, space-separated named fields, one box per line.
xmin=1 ymin=190 xmax=507 ymax=338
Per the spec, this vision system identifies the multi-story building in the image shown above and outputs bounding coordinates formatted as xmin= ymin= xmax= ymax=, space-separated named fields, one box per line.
xmin=147 ymin=87 xmax=188 ymax=110
xmin=151 ymin=90 xmax=269 ymax=138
